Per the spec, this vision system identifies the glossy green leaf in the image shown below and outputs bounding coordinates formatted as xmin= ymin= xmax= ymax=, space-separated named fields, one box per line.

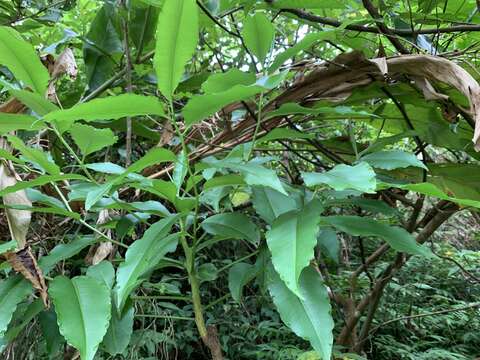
xmin=0 ymin=113 xmax=45 ymax=134
xmin=154 ymin=0 xmax=199 ymax=99
xmin=0 ymin=276 xmax=32 ymax=336
xmin=114 ymin=216 xmax=179 ymax=312
xmin=302 ymin=162 xmax=376 ymax=193
xmin=0 ymin=26 xmax=49 ymax=93
xmin=251 ymin=186 xmax=297 ymax=224
xmin=69 ymin=123 xmax=118 ymax=157
xmin=7 ymin=135 xmax=60 ymax=175
xmin=49 ymin=276 xmax=111 ymax=360
xmin=266 ymin=200 xmax=323 ymax=297
xmin=201 ymin=213 xmax=260 ymax=244
xmin=242 ymin=12 xmax=275 ymax=64
xmin=269 ymin=266 xmax=334 ymax=360
xmin=228 ymin=262 xmax=256 ymax=302
xmin=360 ymin=150 xmax=428 ymax=170
xmin=323 ymin=216 xmax=432 ymax=257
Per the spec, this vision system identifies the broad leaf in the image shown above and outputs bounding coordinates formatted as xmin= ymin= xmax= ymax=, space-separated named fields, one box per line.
xmin=360 ymin=150 xmax=428 ymax=170
xmin=202 ymin=69 xmax=256 ymax=93
xmin=0 ymin=276 xmax=32 ymax=336
xmin=114 ymin=216 xmax=179 ymax=312
xmin=0 ymin=26 xmax=49 ymax=94
xmin=49 ymin=276 xmax=111 ymax=360
xmin=269 ymin=266 xmax=334 ymax=360
xmin=201 ymin=213 xmax=260 ymax=245
xmin=86 ymin=261 xmax=115 ymax=290
xmin=323 ymin=216 xmax=432 ymax=257
xmin=228 ymin=262 xmax=256 ymax=302
xmin=102 ymin=301 xmax=134 ymax=356
xmin=242 ymin=12 xmax=275 ymax=64
xmin=251 ymin=186 xmax=297 ymax=224
xmin=302 ymin=162 xmax=376 ymax=193
xmin=154 ymin=0 xmax=199 ymax=99
xmin=69 ymin=123 xmax=118 ymax=157
xmin=266 ymin=200 xmax=323 ymax=297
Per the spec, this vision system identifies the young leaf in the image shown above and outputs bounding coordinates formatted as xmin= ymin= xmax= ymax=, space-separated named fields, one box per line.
xmin=242 ymin=12 xmax=275 ymax=64
xmin=0 ymin=276 xmax=32 ymax=336
xmin=49 ymin=276 xmax=111 ymax=360
xmin=69 ymin=123 xmax=118 ymax=157
xmin=323 ymin=216 xmax=433 ymax=257
xmin=201 ymin=213 xmax=260 ymax=245
xmin=302 ymin=162 xmax=376 ymax=193
xmin=154 ymin=0 xmax=199 ymax=99
xmin=0 ymin=26 xmax=49 ymax=94
xmin=228 ymin=262 xmax=256 ymax=302
xmin=266 ymin=200 xmax=323 ymax=297
xmin=114 ymin=216 xmax=179 ymax=312
xmin=360 ymin=150 xmax=428 ymax=170
xmin=269 ymin=266 xmax=334 ymax=360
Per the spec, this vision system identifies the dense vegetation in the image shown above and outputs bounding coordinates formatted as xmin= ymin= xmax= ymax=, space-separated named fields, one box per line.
xmin=1 ymin=0 xmax=480 ymax=359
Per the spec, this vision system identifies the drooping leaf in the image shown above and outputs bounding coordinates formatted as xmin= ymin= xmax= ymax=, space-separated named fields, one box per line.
xmin=154 ymin=0 xmax=199 ymax=99
xmin=114 ymin=216 xmax=179 ymax=312
xmin=69 ymin=123 xmax=118 ymax=157
xmin=269 ymin=266 xmax=334 ymax=360
xmin=201 ymin=213 xmax=260 ymax=245
xmin=360 ymin=150 xmax=428 ymax=170
xmin=302 ymin=162 xmax=377 ymax=193
xmin=323 ymin=216 xmax=432 ymax=257
xmin=0 ymin=26 xmax=49 ymax=94
xmin=266 ymin=200 xmax=323 ymax=297
xmin=0 ymin=275 xmax=32 ymax=336
xmin=228 ymin=262 xmax=256 ymax=302
xmin=242 ymin=12 xmax=275 ymax=64
xmin=49 ymin=276 xmax=111 ymax=360
xmin=7 ymin=135 xmax=60 ymax=175
xmin=251 ymin=186 xmax=298 ymax=224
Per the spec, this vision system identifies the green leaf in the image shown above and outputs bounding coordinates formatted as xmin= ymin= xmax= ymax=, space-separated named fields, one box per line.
xmin=114 ymin=216 xmax=179 ymax=312
xmin=242 ymin=12 xmax=275 ymax=64
xmin=228 ymin=262 xmax=256 ymax=302
xmin=102 ymin=301 xmax=134 ymax=356
xmin=39 ymin=236 xmax=97 ymax=274
xmin=0 ymin=240 xmax=17 ymax=255
xmin=302 ymin=162 xmax=376 ymax=193
xmin=201 ymin=213 xmax=260 ymax=245
xmin=251 ymin=186 xmax=297 ymax=224
xmin=317 ymin=229 xmax=339 ymax=264
xmin=360 ymin=150 xmax=428 ymax=170
xmin=269 ymin=32 xmax=336 ymax=72
xmin=265 ymin=0 xmax=343 ymax=8
xmin=0 ymin=113 xmax=45 ymax=134
xmin=173 ymin=151 xmax=187 ymax=196
xmin=323 ymin=216 xmax=432 ymax=257
xmin=44 ymin=94 xmax=166 ymax=131
xmin=0 ymin=174 xmax=86 ymax=197
xmin=203 ymin=174 xmax=245 ymax=190
xmin=183 ymin=84 xmax=262 ymax=126
xmin=0 ymin=26 xmax=49 ymax=94
xmin=154 ymin=0 xmax=199 ymax=99
xmin=265 ymin=103 xmax=375 ymax=119
xmin=256 ymin=128 xmax=315 ymax=143
xmin=202 ymin=69 xmax=256 ymax=94
xmin=7 ymin=135 xmax=60 ymax=175
xmin=0 ymin=276 xmax=32 ymax=336
xmin=38 ymin=308 xmax=64 ymax=357
xmin=8 ymin=89 xmax=58 ymax=116
xmin=69 ymin=123 xmax=118 ymax=157
xmin=269 ymin=266 xmax=334 ymax=360
xmin=266 ymin=200 xmax=323 ymax=297
xmin=49 ymin=276 xmax=111 ymax=360
xmin=125 ymin=147 xmax=176 ymax=175
xmin=86 ymin=261 xmax=115 ymax=290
